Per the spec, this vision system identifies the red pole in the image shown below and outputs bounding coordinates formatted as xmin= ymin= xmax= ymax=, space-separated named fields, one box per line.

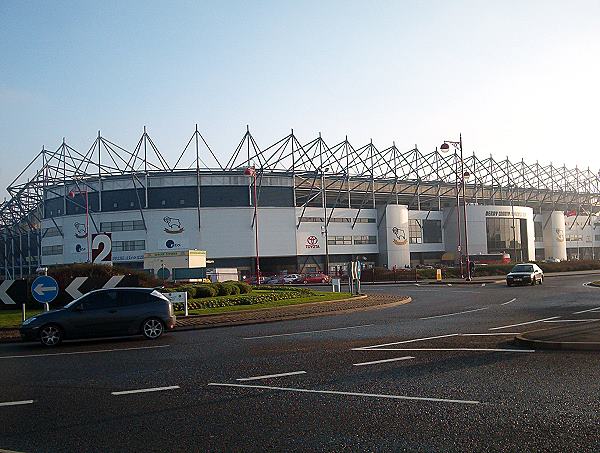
xmin=253 ymin=173 xmax=260 ymax=285
xmin=85 ymin=190 xmax=90 ymax=263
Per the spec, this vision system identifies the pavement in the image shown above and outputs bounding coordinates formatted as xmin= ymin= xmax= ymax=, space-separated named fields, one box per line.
xmin=2 ymin=274 xmax=600 ymax=452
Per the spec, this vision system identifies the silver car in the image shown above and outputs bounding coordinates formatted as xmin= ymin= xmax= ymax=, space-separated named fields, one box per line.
xmin=506 ymin=263 xmax=544 ymax=286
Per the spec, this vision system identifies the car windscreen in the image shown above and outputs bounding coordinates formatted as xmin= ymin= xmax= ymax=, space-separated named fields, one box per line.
xmin=511 ymin=265 xmax=533 ymax=273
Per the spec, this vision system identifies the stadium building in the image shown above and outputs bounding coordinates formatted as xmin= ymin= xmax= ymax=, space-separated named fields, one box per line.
xmin=1 ymin=127 xmax=600 ymax=279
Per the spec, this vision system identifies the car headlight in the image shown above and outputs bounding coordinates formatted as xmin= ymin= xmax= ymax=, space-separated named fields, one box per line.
xmin=22 ymin=317 xmax=37 ymax=326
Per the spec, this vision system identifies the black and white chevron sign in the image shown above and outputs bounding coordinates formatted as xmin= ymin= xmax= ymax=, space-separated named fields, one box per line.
xmin=0 ymin=279 xmax=28 ymax=308
xmin=63 ymin=275 xmax=139 ymax=300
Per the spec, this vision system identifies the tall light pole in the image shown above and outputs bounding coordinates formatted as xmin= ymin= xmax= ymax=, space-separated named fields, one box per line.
xmin=319 ymin=167 xmax=330 ymax=275
xmin=68 ymin=188 xmax=90 ymax=263
xmin=245 ymin=166 xmax=261 ymax=285
xmin=441 ymin=134 xmax=471 ymax=280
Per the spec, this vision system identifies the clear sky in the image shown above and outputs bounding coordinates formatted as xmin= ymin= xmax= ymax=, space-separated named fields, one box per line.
xmin=1 ymin=0 xmax=599 ymax=195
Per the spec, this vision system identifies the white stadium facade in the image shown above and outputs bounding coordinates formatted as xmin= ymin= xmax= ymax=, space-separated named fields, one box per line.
xmin=1 ymin=126 xmax=600 ymax=279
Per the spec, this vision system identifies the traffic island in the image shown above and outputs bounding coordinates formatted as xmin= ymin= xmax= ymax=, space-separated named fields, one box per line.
xmin=515 ymin=322 xmax=600 ymax=351
xmin=175 ymin=294 xmax=411 ymax=330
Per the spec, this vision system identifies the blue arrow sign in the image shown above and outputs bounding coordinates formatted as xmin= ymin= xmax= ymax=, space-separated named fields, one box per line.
xmin=31 ymin=276 xmax=59 ymax=304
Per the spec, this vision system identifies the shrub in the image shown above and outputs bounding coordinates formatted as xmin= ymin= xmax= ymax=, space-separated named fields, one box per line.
xmin=232 ymin=281 xmax=252 ymax=294
xmin=195 ymin=284 xmax=217 ymax=298
xmin=225 ymin=283 xmax=241 ymax=295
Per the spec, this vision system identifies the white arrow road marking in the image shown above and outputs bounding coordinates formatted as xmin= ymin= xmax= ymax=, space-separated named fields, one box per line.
xmin=0 ymin=280 xmax=16 ymax=305
xmin=33 ymin=284 xmax=57 ymax=297
xmin=65 ymin=276 xmax=87 ymax=299
xmin=103 ymin=275 xmax=124 ymax=289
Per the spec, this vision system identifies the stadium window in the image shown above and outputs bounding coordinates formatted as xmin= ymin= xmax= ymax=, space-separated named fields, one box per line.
xmin=328 ymin=235 xmax=352 ymax=245
xmin=113 ymin=202 xmax=118 ymax=208
xmin=179 ymin=199 xmax=185 ymax=205
xmin=129 ymin=201 xmax=135 ymax=207
xmin=354 ymin=235 xmax=376 ymax=245
xmin=161 ymin=200 xmax=166 ymax=206
xmin=42 ymin=245 xmax=63 ymax=256
xmin=409 ymin=219 xmax=423 ymax=244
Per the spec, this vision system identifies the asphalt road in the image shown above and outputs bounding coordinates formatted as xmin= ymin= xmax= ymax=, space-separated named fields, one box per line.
xmin=1 ymin=275 xmax=600 ymax=452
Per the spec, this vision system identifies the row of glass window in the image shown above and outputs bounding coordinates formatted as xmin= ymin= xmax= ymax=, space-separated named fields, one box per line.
xmin=299 ymin=217 xmax=375 ymax=223
xmin=100 ymin=220 xmax=145 ymax=232
xmin=113 ymin=240 xmax=145 ymax=252
xmin=328 ymin=235 xmax=377 ymax=245
xmin=42 ymin=245 xmax=63 ymax=256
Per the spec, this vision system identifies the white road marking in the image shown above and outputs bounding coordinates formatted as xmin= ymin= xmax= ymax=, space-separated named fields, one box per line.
xmin=420 ymin=307 xmax=488 ymax=320
xmin=501 ymin=298 xmax=517 ymax=305
xmin=356 ymin=334 xmax=459 ymax=350
xmin=543 ymin=319 xmax=600 ymax=323
xmin=208 ymin=383 xmax=481 ymax=405
xmin=488 ymin=317 xmax=560 ymax=330
xmin=237 ymin=371 xmax=307 ymax=381
xmin=481 ymin=283 xmax=486 ymax=287
xmin=459 ymin=333 xmax=522 ymax=336
xmin=243 ymin=324 xmax=374 ymax=340
xmin=111 ymin=385 xmax=180 ymax=395
xmin=572 ymin=306 xmax=600 ymax=315
xmin=355 ymin=348 xmax=535 ymax=353
xmin=0 ymin=400 xmax=34 ymax=407
xmin=353 ymin=356 xmax=415 ymax=366
xmin=0 ymin=345 xmax=170 ymax=360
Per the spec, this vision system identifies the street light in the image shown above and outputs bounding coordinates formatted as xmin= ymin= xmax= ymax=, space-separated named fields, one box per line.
xmin=245 ymin=166 xmax=261 ymax=285
xmin=440 ymin=134 xmax=472 ymax=281
xmin=68 ymin=188 xmax=90 ymax=263
xmin=318 ymin=167 xmax=330 ymax=276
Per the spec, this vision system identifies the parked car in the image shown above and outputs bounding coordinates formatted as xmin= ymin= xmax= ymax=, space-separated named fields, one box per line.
xmin=242 ymin=276 xmax=267 ymax=284
xmin=543 ymin=257 xmax=561 ymax=263
xmin=506 ymin=263 xmax=544 ymax=286
xmin=20 ymin=288 xmax=176 ymax=347
xmin=301 ymin=273 xmax=331 ymax=284
xmin=281 ymin=274 xmax=299 ymax=283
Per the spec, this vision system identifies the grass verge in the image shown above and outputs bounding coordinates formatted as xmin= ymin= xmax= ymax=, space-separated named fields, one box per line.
xmin=177 ymin=291 xmax=353 ymax=316
xmin=0 ymin=309 xmax=43 ymax=329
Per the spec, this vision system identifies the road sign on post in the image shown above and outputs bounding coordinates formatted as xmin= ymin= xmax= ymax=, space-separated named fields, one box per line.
xmin=31 ymin=275 xmax=59 ymax=305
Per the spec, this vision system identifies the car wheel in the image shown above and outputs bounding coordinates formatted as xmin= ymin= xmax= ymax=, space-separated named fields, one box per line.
xmin=39 ymin=324 xmax=63 ymax=347
xmin=321 ymin=278 xmax=326 ymax=283
xmin=539 ymin=276 xmax=543 ymax=285
xmin=142 ymin=318 xmax=164 ymax=340
xmin=507 ymin=282 xmax=512 ymax=287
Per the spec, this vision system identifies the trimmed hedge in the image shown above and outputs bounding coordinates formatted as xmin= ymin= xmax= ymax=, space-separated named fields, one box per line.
xmin=172 ymin=287 xmax=319 ymax=311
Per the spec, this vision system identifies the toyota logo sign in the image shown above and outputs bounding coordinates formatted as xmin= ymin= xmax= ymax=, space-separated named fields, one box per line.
xmin=306 ymin=235 xmax=320 ymax=249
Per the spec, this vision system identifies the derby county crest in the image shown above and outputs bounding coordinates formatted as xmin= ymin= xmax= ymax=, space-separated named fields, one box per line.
xmin=392 ymin=226 xmax=408 ymax=246
xmin=163 ymin=216 xmax=184 ymax=234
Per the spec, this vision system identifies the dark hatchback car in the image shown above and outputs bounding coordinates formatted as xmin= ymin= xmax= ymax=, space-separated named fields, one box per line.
xmin=20 ymin=288 xmax=176 ymax=346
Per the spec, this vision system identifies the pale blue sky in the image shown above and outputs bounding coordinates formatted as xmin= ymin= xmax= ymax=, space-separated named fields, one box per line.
xmin=1 ymin=0 xmax=599 ymax=194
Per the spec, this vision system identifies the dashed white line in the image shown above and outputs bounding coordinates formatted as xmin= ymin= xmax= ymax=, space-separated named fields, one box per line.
xmin=355 ymin=334 xmax=459 ymax=350
xmin=237 ymin=371 xmax=307 ymax=381
xmin=501 ymin=298 xmax=517 ymax=305
xmin=572 ymin=306 xmax=600 ymax=315
xmin=420 ymin=307 xmax=488 ymax=320
xmin=243 ymin=324 xmax=374 ymax=340
xmin=208 ymin=383 xmax=481 ymax=405
xmin=353 ymin=356 xmax=415 ymax=366
xmin=111 ymin=385 xmax=180 ymax=396
xmin=488 ymin=317 xmax=560 ymax=330
xmin=0 ymin=400 xmax=34 ymax=407
xmin=0 ymin=345 xmax=171 ymax=360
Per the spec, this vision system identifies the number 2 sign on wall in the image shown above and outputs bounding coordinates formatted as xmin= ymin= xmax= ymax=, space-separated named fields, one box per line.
xmin=92 ymin=233 xmax=113 ymax=265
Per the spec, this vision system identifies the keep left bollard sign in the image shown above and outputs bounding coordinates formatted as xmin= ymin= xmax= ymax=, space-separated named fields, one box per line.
xmin=31 ymin=275 xmax=59 ymax=304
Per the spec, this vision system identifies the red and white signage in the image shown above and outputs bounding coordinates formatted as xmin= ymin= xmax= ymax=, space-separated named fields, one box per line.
xmin=305 ymin=235 xmax=320 ymax=249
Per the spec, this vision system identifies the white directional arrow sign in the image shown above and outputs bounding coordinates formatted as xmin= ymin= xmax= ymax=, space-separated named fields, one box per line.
xmin=65 ymin=276 xmax=88 ymax=300
xmin=103 ymin=275 xmax=124 ymax=289
xmin=0 ymin=280 xmax=16 ymax=305
xmin=33 ymin=284 xmax=57 ymax=297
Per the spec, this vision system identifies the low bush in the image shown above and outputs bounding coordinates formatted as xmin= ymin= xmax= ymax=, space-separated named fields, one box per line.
xmin=231 ymin=281 xmax=252 ymax=294
xmin=195 ymin=284 xmax=218 ymax=298
xmin=225 ymin=283 xmax=240 ymax=295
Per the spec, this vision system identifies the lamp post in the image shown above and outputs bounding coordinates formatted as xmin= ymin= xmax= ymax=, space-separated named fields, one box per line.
xmin=441 ymin=134 xmax=471 ymax=280
xmin=245 ymin=166 xmax=261 ymax=285
xmin=68 ymin=188 xmax=90 ymax=263
xmin=319 ymin=167 xmax=330 ymax=276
